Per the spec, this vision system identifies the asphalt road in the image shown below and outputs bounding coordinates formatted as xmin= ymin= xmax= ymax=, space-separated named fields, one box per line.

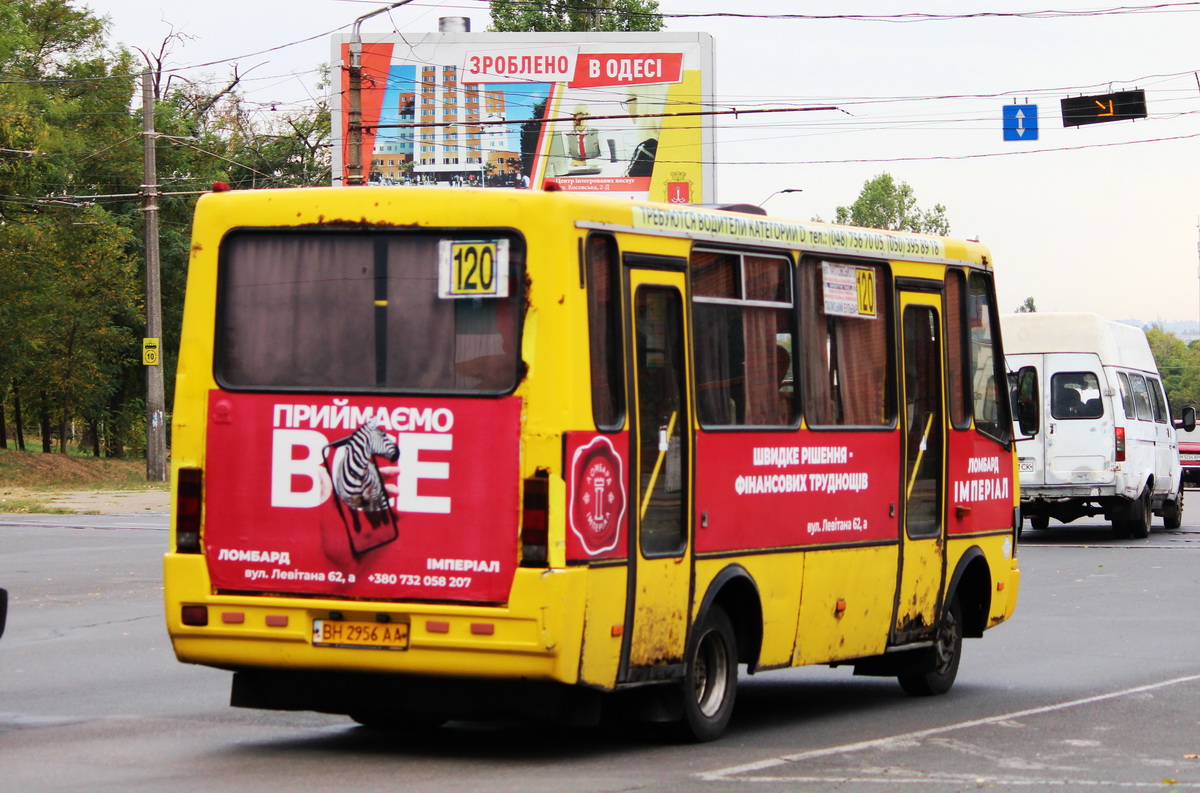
xmin=2 ymin=511 xmax=1199 ymax=792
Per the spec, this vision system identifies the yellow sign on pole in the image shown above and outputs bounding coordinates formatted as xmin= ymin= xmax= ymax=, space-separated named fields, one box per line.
xmin=142 ymin=337 xmax=160 ymax=366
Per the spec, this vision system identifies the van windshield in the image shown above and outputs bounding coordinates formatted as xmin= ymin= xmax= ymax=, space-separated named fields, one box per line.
xmin=1050 ymin=372 xmax=1102 ymax=419
xmin=215 ymin=230 xmax=522 ymax=393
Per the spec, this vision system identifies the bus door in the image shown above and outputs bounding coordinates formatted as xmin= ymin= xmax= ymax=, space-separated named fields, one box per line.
xmin=621 ymin=267 xmax=693 ymax=681
xmin=895 ymin=291 xmax=947 ymax=643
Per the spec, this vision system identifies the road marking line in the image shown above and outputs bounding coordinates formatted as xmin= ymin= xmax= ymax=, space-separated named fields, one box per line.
xmin=697 ymin=672 xmax=1200 ymax=781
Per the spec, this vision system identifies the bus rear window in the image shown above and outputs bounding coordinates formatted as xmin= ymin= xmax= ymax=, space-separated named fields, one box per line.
xmin=216 ymin=231 xmax=522 ymax=393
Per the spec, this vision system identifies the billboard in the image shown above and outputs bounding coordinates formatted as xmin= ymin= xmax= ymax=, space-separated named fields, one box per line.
xmin=331 ymin=31 xmax=715 ymax=203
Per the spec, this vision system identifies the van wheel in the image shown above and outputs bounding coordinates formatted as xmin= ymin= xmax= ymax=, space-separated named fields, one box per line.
xmin=898 ymin=596 xmax=963 ymax=696
xmin=678 ymin=605 xmax=737 ymax=742
xmin=1029 ymin=515 xmax=1050 ymax=531
xmin=1162 ymin=488 xmax=1183 ymax=530
xmin=1127 ymin=490 xmax=1152 ymax=539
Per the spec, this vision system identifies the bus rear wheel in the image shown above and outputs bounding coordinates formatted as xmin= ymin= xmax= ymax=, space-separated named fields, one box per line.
xmin=678 ymin=605 xmax=737 ymax=742
xmin=898 ymin=596 xmax=962 ymax=697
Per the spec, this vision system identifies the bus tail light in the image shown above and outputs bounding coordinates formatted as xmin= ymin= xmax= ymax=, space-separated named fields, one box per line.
xmin=1115 ymin=427 xmax=1126 ymax=462
xmin=176 ymin=467 xmax=203 ymax=553
xmin=521 ymin=474 xmax=549 ymax=567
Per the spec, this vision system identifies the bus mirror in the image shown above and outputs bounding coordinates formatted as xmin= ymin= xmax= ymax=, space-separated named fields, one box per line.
xmin=0 ymin=588 xmax=7 ymax=640
xmin=1016 ymin=366 xmax=1039 ymax=437
xmin=1175 ymin=406 xmax=1197 ymax=434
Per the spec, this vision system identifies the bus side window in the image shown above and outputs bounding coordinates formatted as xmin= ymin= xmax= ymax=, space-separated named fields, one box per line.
xmin=586 ymin=234 xmax=624 ymax=430
xmin=798 ymin=260 xmax=891 ymax=427
xmin=691 ymin=248 xmax=794 ymax=427
xmin=966 ymin=272 xmax=1009 ymax=442
xmin=944 ymin=269 xmax=971 ymax=429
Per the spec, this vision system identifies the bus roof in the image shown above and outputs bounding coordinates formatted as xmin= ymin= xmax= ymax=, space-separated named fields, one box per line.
xmin=193 ymin=185 xmax=991 ymax=269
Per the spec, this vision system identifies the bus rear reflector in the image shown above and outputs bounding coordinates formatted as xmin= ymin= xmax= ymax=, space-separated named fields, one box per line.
xmin=181 ymin=606 xmax=208 ymax=626
xmin=521 ymin=474 xmax=549 ymax=567
xmin=176 ymin=467 xmax=203 ymax=553
xmin=1115 ymin=427 xmax=1126 ymax=462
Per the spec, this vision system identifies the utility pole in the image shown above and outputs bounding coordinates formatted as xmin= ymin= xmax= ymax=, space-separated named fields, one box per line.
xmin=142 ymin=71 xmax=167 ymax=481
xmin=346 ymin=0 xmax=414 ymax=185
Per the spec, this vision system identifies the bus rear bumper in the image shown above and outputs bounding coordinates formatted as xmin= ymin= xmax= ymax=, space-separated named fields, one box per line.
xmin=164 ymin=554 xmax=586 ymax=685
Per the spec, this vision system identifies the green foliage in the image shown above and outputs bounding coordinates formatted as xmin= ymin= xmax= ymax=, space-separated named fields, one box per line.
xmin=489 ymin=0 xmax=663 ymax=31
xmin=834 ymin=173 xmax=950 ymax=235
xmin=0 ymin=1 xmax=333 ymax=464
xmin=1015 ymin=296 xmax=1037 ymax=313
xmin=1144 ymin=327 xmax=1200 ymax=418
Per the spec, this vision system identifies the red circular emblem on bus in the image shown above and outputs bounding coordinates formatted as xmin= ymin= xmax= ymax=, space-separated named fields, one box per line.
xmin=570 ymin=436 xmax=626 ymax=555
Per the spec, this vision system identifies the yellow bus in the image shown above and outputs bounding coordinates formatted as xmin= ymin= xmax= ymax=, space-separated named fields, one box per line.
xmin=165 ymin=184 xmax=1029 ymax=741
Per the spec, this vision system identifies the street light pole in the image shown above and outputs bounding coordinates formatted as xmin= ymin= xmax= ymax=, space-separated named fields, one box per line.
xmin=346 ymin=1 xmax=415 ymax=186
xmin=759 ymin=187 xmax=803 ymax=208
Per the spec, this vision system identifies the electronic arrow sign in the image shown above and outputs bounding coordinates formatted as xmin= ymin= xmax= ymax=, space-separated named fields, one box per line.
xmin=1060 ymin=90 xmax=1146 ymax=127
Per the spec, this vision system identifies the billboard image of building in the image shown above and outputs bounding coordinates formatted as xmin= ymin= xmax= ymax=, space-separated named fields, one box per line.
xmin=333 ymin=31 xmax=715 ymax=202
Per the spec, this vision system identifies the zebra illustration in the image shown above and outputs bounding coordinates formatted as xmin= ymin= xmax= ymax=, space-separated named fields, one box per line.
xmin=323 ymin=419 xmax=400 ymax=554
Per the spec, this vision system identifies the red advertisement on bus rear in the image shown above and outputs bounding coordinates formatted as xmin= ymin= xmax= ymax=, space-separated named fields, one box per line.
xmin=202 ymin=391 xmax=521 ymax=603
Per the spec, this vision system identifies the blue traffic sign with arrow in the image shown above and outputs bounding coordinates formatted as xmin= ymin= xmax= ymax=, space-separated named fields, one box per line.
xmin=1003 ymin=104 xmax=1038 ymax=141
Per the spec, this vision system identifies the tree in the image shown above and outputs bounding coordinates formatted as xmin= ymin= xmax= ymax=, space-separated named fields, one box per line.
xmin=1015 ymin=296 xmax=1037 ymax=313
xmin=0 ymin=2 xmax=337 ymax=459
xmin=489 ymin=0 xmax=663 ymax=31
xmin=0 ymin=0 xmax=141 ymax=455
xmin=1145 ymin=327 xmax=1200 ymax=418
xmin=834 ymin=173 xmax=950 ymax=235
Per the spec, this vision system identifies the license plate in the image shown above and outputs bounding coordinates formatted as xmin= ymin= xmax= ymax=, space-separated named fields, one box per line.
xmin=1019 ymin=458 xmax=1035 ymax=473
xmin=312 ymin=619 xmax=409 ymax=650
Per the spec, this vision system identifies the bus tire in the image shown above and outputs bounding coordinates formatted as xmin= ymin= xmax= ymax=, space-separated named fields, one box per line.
xmin=1029 ymin=514 xmax=1050 ymax=532
xmin=898 ymin=596 xmax=962 ymax=697
xmin=678 ymin=605 xmax=737 ymax=742
xmin=1128 ymin=489 xmax=1152 ymax=539
xmin=1162 ymin=487 xmax=1183 ymax=530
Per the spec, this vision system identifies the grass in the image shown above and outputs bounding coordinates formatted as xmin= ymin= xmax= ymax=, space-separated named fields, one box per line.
xmin=0 ymin=447 xmax=166 ymax=513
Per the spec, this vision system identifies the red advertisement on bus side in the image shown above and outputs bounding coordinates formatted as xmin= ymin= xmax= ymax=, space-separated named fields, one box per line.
xmin=693 ymin=431 xmax=902 ymax=553
xmin=946 ymin=434 xmax=1017 ymax=535
xmin=202 ymin=391 xmax=521 ymax=603
xmin=564 ymin=431 xmax=630 ymax=562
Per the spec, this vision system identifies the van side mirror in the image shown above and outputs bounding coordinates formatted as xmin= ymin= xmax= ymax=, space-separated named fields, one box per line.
xmin=1015 ymin=365 xmax=1040 ymax=437
xmin=1175 ymin=406 xmax=1197 ymax=433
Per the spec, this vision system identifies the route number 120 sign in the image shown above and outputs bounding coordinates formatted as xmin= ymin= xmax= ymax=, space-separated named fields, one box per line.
xmin=438 ymin=239 xmax=510 ymax=299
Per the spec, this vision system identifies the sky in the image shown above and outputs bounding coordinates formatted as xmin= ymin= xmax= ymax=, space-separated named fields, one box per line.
xmin=86 ymin=0 xmax=1200 ymax=327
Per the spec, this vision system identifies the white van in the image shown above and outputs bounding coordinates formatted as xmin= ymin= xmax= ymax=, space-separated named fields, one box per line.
xmin=1001 ymin=312 xmax=1195 ymax=538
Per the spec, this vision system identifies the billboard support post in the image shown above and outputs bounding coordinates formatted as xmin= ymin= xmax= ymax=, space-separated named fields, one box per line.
xmin=346 ymin=1 xmax=414 ymax=185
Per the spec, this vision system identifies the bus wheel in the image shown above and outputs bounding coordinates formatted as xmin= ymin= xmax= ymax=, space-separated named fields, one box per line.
xmin=898 ymin=596 xmax=962 ymax=697
xmin=1029 ymin=514 xmax=1050 ymax=532
xmin=678 ymin=605 xmax=737 ymax=742
xmin=1127 ymin=490 xmax=1152 ymax=539
xmin=1162 ymin=488 xmax=1184 ymax=530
